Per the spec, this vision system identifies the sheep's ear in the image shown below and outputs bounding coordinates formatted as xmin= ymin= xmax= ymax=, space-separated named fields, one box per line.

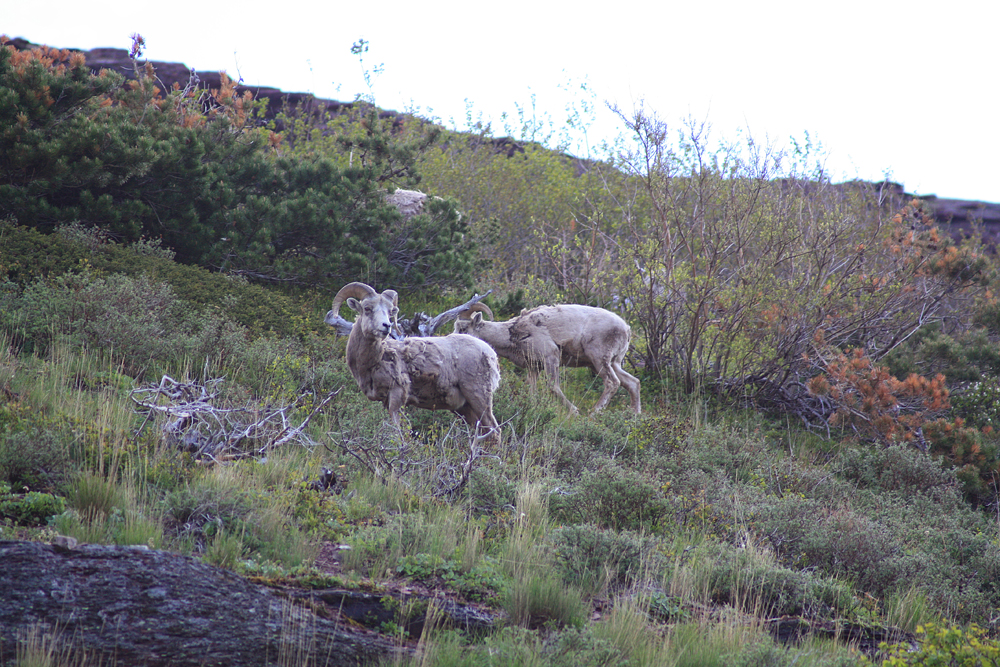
xmin=471 ymin=312 xmax=483 ymax=325
xmin=346 ymin=297 xmax=362 ymax=312
xmin=382 ymin=290 xmax=399 ymax=307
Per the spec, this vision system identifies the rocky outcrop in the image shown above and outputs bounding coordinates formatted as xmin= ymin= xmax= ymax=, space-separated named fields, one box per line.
xmin=917 ymin=194 xmax=1000 ymax=246
xmin=0 ymin=540 xmax=407 ymax=666
xmin=0 ymin=539 xmax=510 ymax=666
xmin=81 ymin=45 xmax=351 ymax=121
xmin=865 ymin=180 xmax=1000 ymax=245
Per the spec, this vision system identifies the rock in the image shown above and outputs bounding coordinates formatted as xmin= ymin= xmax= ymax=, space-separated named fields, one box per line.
xmin=0 ymin=540 xmax=406 ymax=666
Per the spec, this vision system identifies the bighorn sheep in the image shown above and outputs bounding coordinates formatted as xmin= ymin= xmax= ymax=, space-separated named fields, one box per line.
xmin=455 ymin=304 xmax=641 ymax=415
xmin=326 ymin=282 xmax=501 ymax=441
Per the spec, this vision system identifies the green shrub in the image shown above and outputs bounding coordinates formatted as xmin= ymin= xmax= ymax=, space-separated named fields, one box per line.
xmin=554 ymin=410 xmax=639 ymax=461
xmin=754 ymin=496 xmax=912 ymax=596
xmin=703 ymin=542 xmax=855 ymax=619
xmin=396 ymin=552 xmax=505 ymax=601
xmin=951 ymin=377 xmax=1000 ymax=430
xmin=464 ymin=465 xmax=517 ymax=514
xmin=887 ymin=324 xmax=1000 ymax=384
xmin=0 ymin=406 xmax=75 ymax=492
xmin=290 ymin=479 xmax=347 ymax=541
xmin=840 ymin=445 xmax=960 ymax=500
xmin=549 ymin=466 xmax=669 ymax=532
xmin=548 ymin=524 xmax=663 ymax=592
xmin=0 ymin=222 xmax=310 ymax=340
xmin=161 ymin=483 xmax=255 ymax=551
xmin=491 ymin=375 xmax=559 ymax=441
xmin=880 ymin=622 xmax=1000 ymax=666
xmin=0 ymin=485 xmax=66 ymax=526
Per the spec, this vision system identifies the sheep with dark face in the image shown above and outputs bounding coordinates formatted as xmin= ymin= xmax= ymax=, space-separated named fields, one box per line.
xmin=455 ymin=304 xmax=641 ymax=415
xmin=326 ymin=282 xmax=501 ymax=442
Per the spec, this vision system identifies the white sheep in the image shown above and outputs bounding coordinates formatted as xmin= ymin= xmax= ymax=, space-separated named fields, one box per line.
xmin=455 ymin=303 xmax=641 ymax=415
xmin=326 ymin=282 xmax=501 ymax=442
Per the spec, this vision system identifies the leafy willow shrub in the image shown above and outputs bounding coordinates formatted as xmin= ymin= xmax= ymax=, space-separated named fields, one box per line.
xmin=548 ymin=524 xmax=664 ymax=592
xmin=8 ymin=271 xmax=188 ymax=363
xmin=753 ymin=496 xmax=914 ymax=597
xmin=910 ymin=526 xmax=1000 ymax=624
xmin=5 ymin=270 xmax=270 ymax=377
xmin=223 ymin=335 xmax=308 ymax=398
xmin=682 ymin=423 xmax=770 ymax=480
xmin=951 ymin=377 xmax=1000 ymax=430
xmin=545 ymin=437 xmax=603 ymax=478
xmin=756 ymin=457 xmax=855 ymax=503
xmin=554 ymin=410 xmax=639 ymax=460
xmin=161 ymin=483 xmax=256 ymax=552
xmin=729 ymin=638 xmax=866 ymax=667
xmin=630 ymin=411 xmax=691 ymax=458
xmin=0 ymin=222 xmax=309 ymax=340
xmin=880 ymin=622 xmax=1000 ymax=666
xmin=0 ymin=405 xmax=75 ymax=492
xmin=548 ymin=466 xmax=669 ymax=532
xmin=702 ymin=542 xmax=855 ymax=619
xmin=464 ymin=465 xmax=517 ymax=514
xmin=0 ymin=483 xmax=66 ymax=526
xmin=144 ymin=450 xmax=204 ymax=492
xmin=839 ymin=445 xmax=960 ymax=500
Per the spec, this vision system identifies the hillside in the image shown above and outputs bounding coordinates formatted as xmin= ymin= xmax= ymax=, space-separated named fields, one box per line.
xmin=4 ymin=35 xmax=1000 ymax=667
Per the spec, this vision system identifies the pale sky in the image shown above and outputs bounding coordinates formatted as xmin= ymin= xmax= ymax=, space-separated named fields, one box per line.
xmin=5 ymin=1 xmax=999 ymax=203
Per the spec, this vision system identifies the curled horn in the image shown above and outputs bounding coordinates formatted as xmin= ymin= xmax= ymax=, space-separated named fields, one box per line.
xmin=458 ymin=302 xmax=494 ymax=321
xmin=330 ymin=282 xmax=378 ymax=321
xmin=383 ymin=289 xmax=400 ymax=330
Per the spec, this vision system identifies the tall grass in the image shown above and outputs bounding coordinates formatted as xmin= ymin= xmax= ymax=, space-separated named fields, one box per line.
xmin=7 ymin=622 xmax=101 ymax=667
xmin=339 ymin=496 xmax=474 ymax=581
xmin=499 ymin=482 xmax=589 ymax=629
xmin=0 ymin=331 xmax=16 ymax=394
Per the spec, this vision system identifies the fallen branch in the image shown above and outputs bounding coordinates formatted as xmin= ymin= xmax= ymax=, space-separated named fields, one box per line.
xmin=131 ymin=376 xmax=341 ymax=460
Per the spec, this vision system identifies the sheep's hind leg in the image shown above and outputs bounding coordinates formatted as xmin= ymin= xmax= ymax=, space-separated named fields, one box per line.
xmin=612 ymin=361 xmax=641 ymax=414
xmin=544 ymin=359 xmax=580 ymax=414
xmin=591 ymin=361 xmax=622 ymax=414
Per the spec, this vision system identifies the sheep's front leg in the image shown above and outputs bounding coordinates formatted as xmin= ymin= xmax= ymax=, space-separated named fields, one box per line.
xmin=386 ymin=387 xmax=408 ymax=426
xmin=458 ymin=404 xmax=501 ymax=446
xmin=545 ymin=357 xmax=579 ymax=414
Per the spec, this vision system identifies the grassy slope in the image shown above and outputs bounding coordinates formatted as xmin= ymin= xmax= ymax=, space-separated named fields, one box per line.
xmin=1 ymin=235 xmax=999 ymax=667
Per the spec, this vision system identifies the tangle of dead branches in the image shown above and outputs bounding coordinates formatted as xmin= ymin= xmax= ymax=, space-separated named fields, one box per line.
xmin=130 ymin=375 xmax=340 ymax=462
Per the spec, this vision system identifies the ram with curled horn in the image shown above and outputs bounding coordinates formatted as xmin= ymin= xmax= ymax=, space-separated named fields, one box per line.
xmin=325 ymin=282 xmax=501 ymax=442
xmin=454 ymin=302 xmax=641 ymax=415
